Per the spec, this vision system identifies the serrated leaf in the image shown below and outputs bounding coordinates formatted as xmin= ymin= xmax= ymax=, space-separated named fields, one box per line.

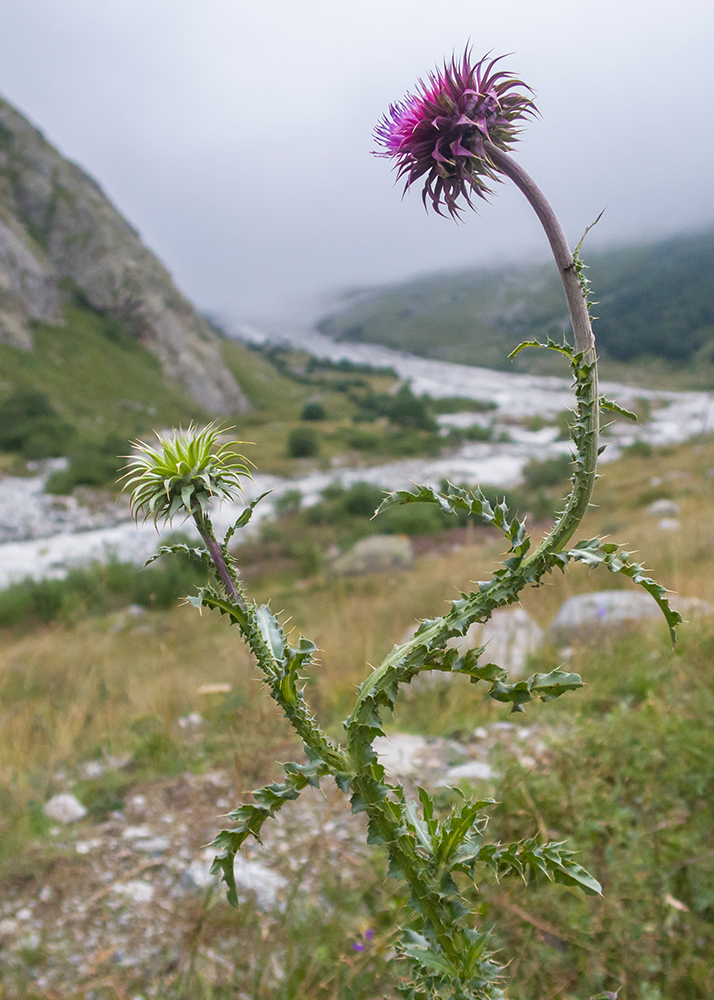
xmin=256 ymin=605 xmax=286 ymax=663
xmin=600 ymin=397 xmax=638 ymax=421
xmin=224 ymin=490 xmax=272 ymax=545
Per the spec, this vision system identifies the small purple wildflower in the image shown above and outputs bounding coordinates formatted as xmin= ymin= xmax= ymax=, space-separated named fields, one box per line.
xmin=351 ymin=927 xmax=374 ymax=951
xmin=374 ymin=49 xmax=536 ymax=218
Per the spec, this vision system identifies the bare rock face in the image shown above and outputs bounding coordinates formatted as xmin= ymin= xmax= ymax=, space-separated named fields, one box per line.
xmin=0 ymin=98 xmax=248 ymax=414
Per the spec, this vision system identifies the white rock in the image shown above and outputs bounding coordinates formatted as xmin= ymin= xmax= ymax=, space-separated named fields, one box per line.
xmin=373 ymin=733 xmax=430 ymax=777
xmin=187 ymin=850 xmax=287 ymax=911
xmin=112 ymin=881 xmax=155 ymax=904
xmin=43 ymin=793 xmax=87 ymax=824
xmin=233 ymin=857 xmax=288 ymax=911
xmin=449 ymin=606 xmax=543 ymax=678
xmin=79 ymin=760 xmax=104 ymax=779
xmin=658 ymin=518 xmax=681 ymax=531
xmin=131 ymin=794 xmax=147 ymax=811
xmin=440 ymin=761 xmax=494 ymax=784
xmin=0 ymin=919 xmax=17 ymax=935
xmin=177 ymin=712 xmax=203 ymax=729
xmin=551 ymin=590 xmax=661 ymax=637
xmin=331 ymin=534 xmax=413 ymax=576
xmin=122 ymin=825 xmax=153 ymax=840
xmin=646 ymin=498 xmax=680 ymax=516
xmin=676 ymin=596 xmax=714 ymax=618
xmin=132 ymin=836 xmax=170 ymax=854
xmin=16 ymin=907 xmax=32 ymax=921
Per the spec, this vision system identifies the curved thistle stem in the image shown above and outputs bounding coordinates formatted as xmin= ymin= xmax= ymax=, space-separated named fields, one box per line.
xmin=486 ymin=143 xmax=600 ymax=555
xmin=484 ymin=144 xmax=595 ymax=360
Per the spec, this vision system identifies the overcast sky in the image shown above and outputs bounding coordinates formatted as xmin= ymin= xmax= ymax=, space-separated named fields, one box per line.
xmin=1 ymin=1 xmax=713 ymax=326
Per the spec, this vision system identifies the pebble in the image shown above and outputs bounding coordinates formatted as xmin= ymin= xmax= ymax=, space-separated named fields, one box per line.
xmin=646 ymin=498 xmax=680 ymax=516
xmin=132 ymin=837 xmax=171 ymax=854
xmin=439 ymin=761 xmax=494 ymax=785
xmin=112 ymin=881 xmax=155 ymax=904
xmin=177 ymin=713 xmax=203 ymax=729
xmin=122 ymin=826 xmax=153 ymax=840
xmin=43 ymin=793 xmax=88 ymax=824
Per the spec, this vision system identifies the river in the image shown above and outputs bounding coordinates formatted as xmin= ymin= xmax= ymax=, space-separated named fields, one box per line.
xmin=1 ymin=324 xmax=712 ymax=588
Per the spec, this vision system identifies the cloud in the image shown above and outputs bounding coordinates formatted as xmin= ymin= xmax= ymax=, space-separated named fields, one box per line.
xmin=1 ymin=0 xmax=712 ymax=321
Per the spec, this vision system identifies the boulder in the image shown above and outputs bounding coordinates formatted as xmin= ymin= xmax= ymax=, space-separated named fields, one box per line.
xmin=449 ymin=606 xmax=543 ymax=678
xmin=43 ymin=793 xmax=87 ymax=824
xmin=551 ymin=589 xmax=664 ymax=640
xmin=331 ymin=534 xmax=413 ymax=576
xmin=646 ymin=499 xmax=680 ymax=516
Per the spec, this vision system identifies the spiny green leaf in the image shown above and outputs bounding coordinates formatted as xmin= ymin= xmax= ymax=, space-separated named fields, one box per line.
xmin=599 ymin=397 xmax=638 ymax=421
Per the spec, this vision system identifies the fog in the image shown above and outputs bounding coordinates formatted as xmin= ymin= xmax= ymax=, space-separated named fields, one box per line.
xmin=2 ymin=0 xmax=712 ymax=323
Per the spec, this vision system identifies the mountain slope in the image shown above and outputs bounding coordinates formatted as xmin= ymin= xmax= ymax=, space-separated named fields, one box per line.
xmin=318 ymin=228 xmax=714 ymax=385
xmin=0 ymin=96 xmax=247 ymax=414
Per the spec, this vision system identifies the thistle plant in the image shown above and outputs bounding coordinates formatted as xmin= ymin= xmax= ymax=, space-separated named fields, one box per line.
xmin=125 ymin=51 xmax=681 ymax=1000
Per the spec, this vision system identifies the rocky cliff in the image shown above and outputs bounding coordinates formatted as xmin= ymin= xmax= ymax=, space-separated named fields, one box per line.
xmin=0 ymin=97 xmax=248 ymax=414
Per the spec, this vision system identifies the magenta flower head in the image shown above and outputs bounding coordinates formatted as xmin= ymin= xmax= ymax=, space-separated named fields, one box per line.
xmin=374 ymin=50 xmax=536 ymax=218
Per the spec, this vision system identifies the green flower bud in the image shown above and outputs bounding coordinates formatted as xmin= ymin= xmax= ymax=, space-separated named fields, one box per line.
xmin=121 ymin=423 xmax=252 ymax=525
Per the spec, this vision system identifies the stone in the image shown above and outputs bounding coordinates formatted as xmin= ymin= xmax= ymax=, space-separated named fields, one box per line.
xmin=550 ymin=590 xmax=663 ymax=639
xmin=132 ymin=836 xmax=170 ymax=854
xmin=43 ymin=793 xmax=87 ymax=824
xmin=177 ymin=712 xmax=203 ymax=729
xmin=449 ymin=606 xmax=543 ymax=678
xmin=372 ymin=734 xmax=430 ymax=777
xmin=122 ymin=825 xmax=153 ymax=840
xmin=658 ymin=518 xmax=681 ymax=530
xmin=440 ymin=761 xmax=494 ymax=785
xmin=187 ymin=851 xmax=287 ymax=911
xmin=676 ymin=596 xmax=714 ymax=619
xmin=112 ymin=881 xmax=155 ymax=904
xmin=331 ymin=534 xmax=414 ymax=576
xmin=645 ymin=498 xmax=680 ymax=516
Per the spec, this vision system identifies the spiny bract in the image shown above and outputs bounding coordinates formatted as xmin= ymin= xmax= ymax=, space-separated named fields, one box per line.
xmin=374 ymin=50 xmax=536 ymax=218
xmin=121 ymin=424 xmax=252 ymax=525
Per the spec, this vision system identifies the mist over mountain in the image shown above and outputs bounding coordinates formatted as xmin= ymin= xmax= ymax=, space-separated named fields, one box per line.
xmin=318 ymin=229 xmax=714 ymax=385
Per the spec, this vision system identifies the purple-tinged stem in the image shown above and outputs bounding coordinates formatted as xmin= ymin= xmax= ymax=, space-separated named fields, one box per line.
xmin=485 ymin=143 xmax=596 ymax=359
xmin=192 ymin=507 xmax=247 ymax=612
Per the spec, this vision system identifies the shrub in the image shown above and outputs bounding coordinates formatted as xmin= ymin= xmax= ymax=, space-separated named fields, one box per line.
xmin=301 ymin=401 xmax=327 ymax=421
xmin=380 ymin=503 xmax=445 ymax=535
xmin=45 ymin=436 xmax=125 ymax=494
xmin=0 ymin=388 xmax=75 ymax=458
xmin=273 ymin=489 xmax=303 ymax=516
xmin=287 ymin=426 xmax=319 ymax=458
xmin=341 ymin=482 xmax=385 ymax=518
xmin=522 ymin=453 xmax=573 ymax=490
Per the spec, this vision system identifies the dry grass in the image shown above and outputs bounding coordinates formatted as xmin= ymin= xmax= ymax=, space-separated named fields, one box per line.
xmin=3 ymin=437 xmax=714 ymax=805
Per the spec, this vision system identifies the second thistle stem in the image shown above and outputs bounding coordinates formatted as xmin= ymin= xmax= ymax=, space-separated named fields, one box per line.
xmin=192 ymin=505 xmax=247 ymax=612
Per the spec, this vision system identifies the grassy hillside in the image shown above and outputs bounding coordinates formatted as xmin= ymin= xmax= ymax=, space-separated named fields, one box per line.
xmin=318 ymin=228 xmax=714 ymax=387
xmin=0 ymin=306 xmax=451 ymax=484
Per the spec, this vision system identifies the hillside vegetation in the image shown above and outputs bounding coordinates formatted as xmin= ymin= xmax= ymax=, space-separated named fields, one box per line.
xmin=0 ymin=305 xmax=454 ymax=484
xmin=318 ymin=228 xmax=714 ymax=387
xmin=1 ymin=435 xmax=713 ymax=997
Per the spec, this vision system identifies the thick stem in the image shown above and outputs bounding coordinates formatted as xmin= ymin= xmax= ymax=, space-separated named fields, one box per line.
xmin=486 ymin=142 xmax=600 ymax=555
xmin=484 ymin=143 xmax=595 ymax=359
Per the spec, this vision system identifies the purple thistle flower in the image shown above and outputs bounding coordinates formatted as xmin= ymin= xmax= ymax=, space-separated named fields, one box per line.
xmin=374 ymin=50 xmax=536 ymax=218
